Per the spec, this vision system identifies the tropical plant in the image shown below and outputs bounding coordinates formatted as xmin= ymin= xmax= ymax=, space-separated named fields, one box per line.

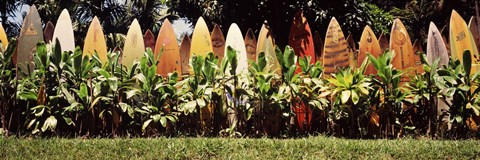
xmin=297 ymin=56 xmax=329 ymax=133
xmin=405 ymin=54 xmax=443 ymax=137
xmin=437 ymin=50 xmax=480 ymax=138
xmin=368 ymin=50 xmax=407 ymax=138
xmin=327 ymin=59 xmax=372 ymax=138
xmin=248 ymin=52 xmax=286 ymax=136
xmin=126 ymin=49 xmax=178 ymax=136
xmin=0 ymin=40 xmax=16 ymax=136
xmin=176 ymin=52 xmax=219 ymax=135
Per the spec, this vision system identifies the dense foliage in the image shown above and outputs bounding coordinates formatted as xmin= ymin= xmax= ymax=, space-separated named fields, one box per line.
xmin=1 ymin=39 xmax=479 ymax=139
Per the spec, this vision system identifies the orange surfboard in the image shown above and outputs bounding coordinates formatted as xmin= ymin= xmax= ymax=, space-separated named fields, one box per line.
xmin=323 ymin=17 xmax=349 ymax=75
xmin=43 ymin=21 xmax=54 ymax=43
xmin=245 ymin=28 xmax=257 ymax=62
xmin=155 ymin=19 xmax=182 ymax=77
xmin=144 ymin=29 xmax=156 ymax=51
xmin=83 ymin=16 xmax=108 ymax=63
xmin=179 ymin=35 xmax=191 ymax=75
xmin=16 ymin=5 xmax=44 ymax=74
xmin=0 ymin=24 xmax=8 ymax=50
xmin=468 ymin=16 xmax=480 ymax=53
xmin=289 ymin=10 xmax=316 ymax=73
xmin=390 ymin=18 xmax=415 ymax=81
xmin=450 ymin=10 xmax=480 ymax=74
xmin=378 ymin=33 xmax=389 ymax=54
xmin=211 ymin=24 xmax=225 ymax=60
xmin=313 ymin=31 xmax=324 ymax=63
xmin=346 ymin=33 xmax=357 ymax=67
xmin=412 ymin=40 xmax=424 ymax=73
xmin=257 ymin=22 xmax=281 ymax=75
xmin=358 ymin=25 xmax=381 ymax=75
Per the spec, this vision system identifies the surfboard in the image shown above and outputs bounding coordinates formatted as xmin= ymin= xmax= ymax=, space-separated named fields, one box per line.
xmin=468 ymin=16 xmax=480 ymax=53
xmin=257 ymin=22 xmax=281 ymax=75
xmin=112 ymin=46 xmax=123 ymax=61
xmin=313 ymin=31 xmax=324 ymax=63
xmin=378 ymin=33 xmax=389 ymax=54
xmin=441 ymin=25 xmax=451 ymax=57
xmin=190 ymin=17 xmax=213 ymax=58
xmin=122 ymin=19 xmax=145 ymax=69
xmin=390 ymin=18 xmax=415 ymax=81
xmin=427 ymin=22 xmax=449 ymax=67
xmin=358 ymin=25 xmax=381 ymax=75
xmin=83 ymin=16 xmax=108 ymax=63
xmin=323 ymin=17 xmax=349 ymax=75
xmin=225 ymin=23 xmax=248 ymax=75
xmin=289 ymin=12 xmax=317 ymax=132
xmin=256 ymin=23 xmax=277 ymax=67
xmin=289 ymin=10 xmax=316 ymax=73
xmin=428 ymin=22 xmax=451 ymax=131
xmin=43 ymin=21 xmax=54 ymax=43
xmin=155 ymin=19 xmax=182 ymax=77
xmin=179 ymin=35 xmax=191 ymax=75
xmin=412 ymin=40 xmax=424 ymax=73
xmin=0 ymin=24 xmax=8 ymax=50
xmin=144 ymin=29 xmax=155 ymax=51
xmin=346 ymin=33 xmax=357 ymax=67
xmin=16 ymin=5 xmax=44 ymax=74
xmin=52 ymin=9 xmax=75 ymax=52
xmin=245 ymin=28 xmax=257 ymax=62
xmin=450 ymin=10 xmax=480 ymax=74
xmin=211 ymin=24 xmax=225 ymax=60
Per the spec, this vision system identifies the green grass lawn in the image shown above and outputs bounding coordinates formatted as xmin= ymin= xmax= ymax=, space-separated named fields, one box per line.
xmin=1 ymin=136 xmax=479 ymax=159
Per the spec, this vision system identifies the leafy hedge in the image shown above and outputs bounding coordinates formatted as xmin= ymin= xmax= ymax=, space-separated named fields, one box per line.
xmin=0 ymin=39 xmax=479 ymax=139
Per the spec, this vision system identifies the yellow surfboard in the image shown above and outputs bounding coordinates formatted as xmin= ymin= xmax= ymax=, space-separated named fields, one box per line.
xmin=123 ymin=19 xmax=145 ymax=69
xmin=323 ymin=17 xmax=349 ymax=75
xmin=155 ymin=19 xmax=182 ymax=77
xmin=450 ymin=10 xmax=480 ymax=74
xmin=190 ymin=17 xmax=213 ymax=73
xmin=390 ymin=18 xmax=415 ymax=81
xmin=468 ymin=16 xmax=480 ymax=53
xmin=83 ymin=16 xmax=108 ymax=63
xmin=257 ymin=22 xmax=281 ymax=75
xmin=53 ymin=9 xmax=75 ymax=52
xmin=0 ymin=23 xmax=8 ymax=50
xmin=358 ymin=25 xmax=381 ymax=75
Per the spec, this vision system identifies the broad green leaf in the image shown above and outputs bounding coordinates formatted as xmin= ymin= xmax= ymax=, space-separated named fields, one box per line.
xmin=142 ymin=119 xmax=153 ymax=132
xmin=160 ymin=116 xmax=167 ymax=127
xmin=341 ymin=90 xmax=351 ymax=104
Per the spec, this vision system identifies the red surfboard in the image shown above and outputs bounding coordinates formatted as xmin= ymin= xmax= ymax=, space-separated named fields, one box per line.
xmin=288 ymin=10 xmax=315 ymax=132
xmin=144 ymin=29 xmax=156 ymax=51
